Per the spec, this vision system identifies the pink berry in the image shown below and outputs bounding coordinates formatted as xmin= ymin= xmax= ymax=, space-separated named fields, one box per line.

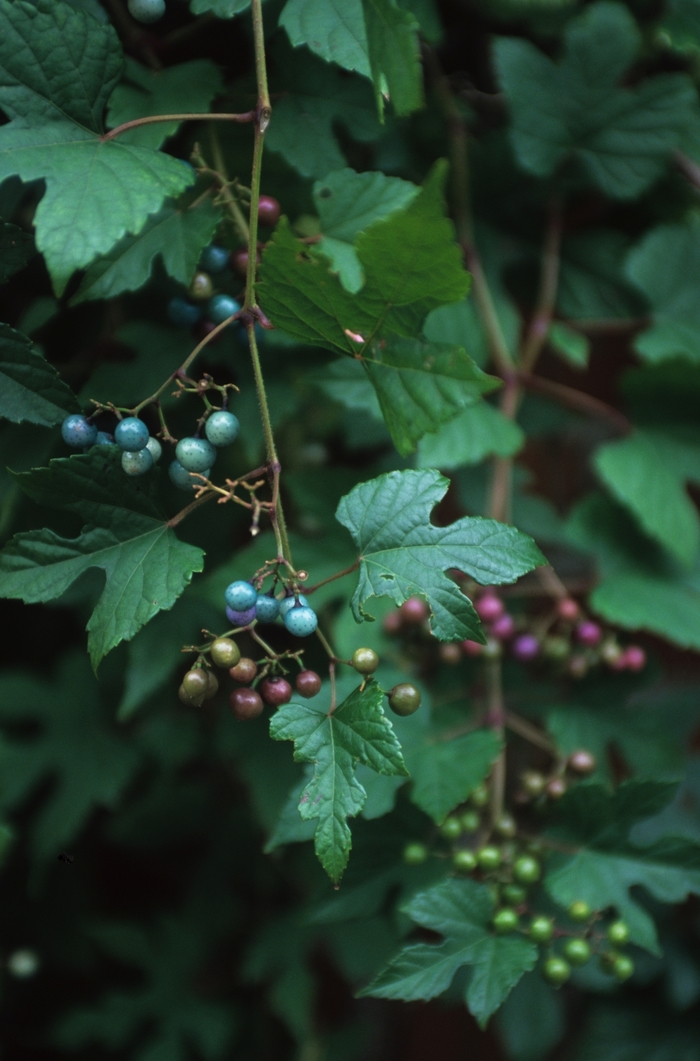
xmin=623 ymin=645 xmax=646 ymax=671
xmin=576 ymin=620 xmax=602 ymax=647
xmin=512 ymin=634 xmax=540 ymax=662
xmin=475 ymin=593 xmax=504 ymax=622
xmin=557 ymin=598 xmax=580 ymax=621
xmin=491 ymin=613 xmax=515 ymax=640
xmin=400 ymin=597 xmax=429 ymax=624
xmin=383 ymin=610 xmax=402 ymax=635
xmin=461 ymin=639 xmax=483 ymax=657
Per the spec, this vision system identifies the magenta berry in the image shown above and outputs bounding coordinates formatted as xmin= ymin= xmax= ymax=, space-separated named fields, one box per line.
xmin=475 ymin=592 xmax=504 ymax=622
xmin=623 ymin=645 xmax=646 ymax=671
xmin=512 ymin=634 xmax=540 ymax=662
xmin=557 ymin=598 xmax=580 ymax=621
xmin=576 ymin=620 xmax=602 ymax=647
xmin=491 ymin=613 xmax=515 ymax=640
xmin=400 ymin=596 xmax=429 ymax=624
xmin=462 ymin=639 xmax=483 ymax=657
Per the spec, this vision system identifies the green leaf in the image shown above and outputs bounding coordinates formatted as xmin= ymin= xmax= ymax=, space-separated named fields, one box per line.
xmin=266 ymin=49 xmax=381 ymax=179
xmin=658 ymin=0 xmax=700 ymax=55
xmin=496 ymin=972 xmax=565 ymax=1061
xmin=558 ymin=230 xmax=648 ymax=320
xmin=259 ymin=162 xmax=470 ymax=354
xmin=364 ymin=336 xmax=499 ymax=456
xmin=313 ymin=357 xmax=383 ymax=419
xmin=494 ymin=1 xmax=698 ymax=198
xmin=0 ymin=322 xmax=80 ymax=426
xmin=408 ymin=728 xmax=503 ymax=824
xmin=576 ymin=1003 xmax=700 ymax=1061
xmin=0 ymin=0 xmax=194 ymax=294
xmin=626 ymin=222 xmax=700 ymax=363
xmin=81 ymin=321 xmax=195 ymax=407
xmin=545 ymin=780 xmax=700 ymax=953
xmin=336 ymin=468 xmax=545 ymax=642
xmin=416 ymin=402 xmax=525 ymax=469
xmin=107 ymin=58 xmax=223 ymax=150
xmin=0 ymin=222 xmax=35 ymax=283
xmin=313 ymin=168 xmax=418 ymax=292
xmin=190 ymin=0 xmax=252 ymax=14
xmin=549 ymin=321 xmax=589 ymax=369
xmin=269 ymin=679 xmax=408 ymax=882
xmin=360 ymin=878 xmax=538 ymax=1026
xmin=71 ymin=200 xmax=221 ymax=304
xmin=280 ymin=0 xmax=372 ymax=80
xmin=0 ymin=655 xmax=140 ymax=859
xmin=595 ymin=429 xmax=700 ymax=568
xmin=361 ymin=0 xmax=423 ymax=117
xmin=0 ymin=449 xmax=204 ymax=667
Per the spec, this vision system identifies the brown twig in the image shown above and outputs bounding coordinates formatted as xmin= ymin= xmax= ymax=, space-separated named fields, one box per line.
xmin=101 ymin=111 xmax=256 ymax=143
xmin=518 ymin=373 xmax=631 ymax=434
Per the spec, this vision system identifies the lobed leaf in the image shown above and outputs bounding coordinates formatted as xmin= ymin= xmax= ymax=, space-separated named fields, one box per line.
xmin=0 ymin=322 xmax=80 ymax=426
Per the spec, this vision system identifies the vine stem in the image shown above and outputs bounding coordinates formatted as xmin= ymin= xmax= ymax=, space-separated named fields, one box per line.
xmin=485 ymin=657 xmax=506 ymax=826
xmin=101 ymin=111 xmax=256 ymax=142
xmin=167 ymin=491 xmax=215 ymax=528
xmin=305 ymin=561 xmax=360 ymax=595
xmin=207 ymin=128 xmax=250 ymax=245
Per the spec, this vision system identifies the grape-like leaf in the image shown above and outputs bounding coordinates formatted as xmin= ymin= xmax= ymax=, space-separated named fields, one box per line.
xmin=335 ymin=469 xmax=545 ymax=642
xmin=416 ymin=401 xmax=524 ymax=469
xmin=494 ymin=2 xmax=698 ymax=199
xmin=360 ymin=878 xmax=538 ymax=1026
xmin=545 ymin=780 xmax=700 ymax=953
xmin=269 ymin=679 xmax=408 ymax=882
xmin=71 ymin=200 xmax=221 ymax=304
xmin=408 ymin=729 xmax=502 ymax=824
xmin=0 ymin=322 xmax=80 ymax=426
xmin=106 ymin=58 xmax=224 ymax=151
xmin=0 ymin=222 xmax=35 ymax=283
xmin=280 ymin=0 xmax=372 ymax=80
xmin=0 ymin=0 xmax=194 ymax=294
xmin=0 ymin=449 xmax=204 ymax=667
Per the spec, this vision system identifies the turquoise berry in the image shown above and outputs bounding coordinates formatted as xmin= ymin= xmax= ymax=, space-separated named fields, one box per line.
xmin=127 ymin=0 xmax=165 ymax=23
xmin=284 ymin=605 xmax=318 ymax=637
xmin=205 ymin=410 xmax=240 ymax=447
xmin=200 ymin=245 xmax=230 ymax=274
xmin=169 ymin=459 xmax=211 ymax=491
xmin=255 ymin=594 xmax=280 ymax=623
xmin=115 ymin=418 xmax=149 ymax=452
xmin=225 ymin=581 xmax=258 ymax=611
xmin=94 ymin=431 xmax=116 ymax=447
xmin=279 ymin=593 xmax=308 ymax=617
xmin=121 ymin=449 xmax=153 ymax=476
xmin=167 ymin=297 xmax=201 ymax=327
xmin=145 ymin=436 xmax=162 ymax=463
xmin=207 ymin=294 xmax=241 ymax=325
xmin=176 ymin=437 xmax=217 ymax=473
xmin=62 ymin=415 xmax=97 ymax=448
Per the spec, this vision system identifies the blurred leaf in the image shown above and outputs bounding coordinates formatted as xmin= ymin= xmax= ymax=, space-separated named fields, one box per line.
xmin=0 ymin=323 xmax=80 ymax=426
xmin=496 ymin=971 xmax=565 ymax=1061
xmin=0 ymin=222 xmax=34 ymax=283
xmin=549 ymin=321 xmax=589 ymax=369
xmin=416 ymin=402 xmax=524 ymax=469
xmin=558 ymin=230 xmax=647 ymax=320
xmin=627 ymin=223 xmax=700 ymax=362
xmin=575 ymin=1002 xmax=700 ymax=1061
xmin=408 ymin=728 xmax=502 ymax=824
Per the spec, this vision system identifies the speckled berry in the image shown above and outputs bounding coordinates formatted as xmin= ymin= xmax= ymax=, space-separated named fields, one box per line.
xmin=115 ymin=417 xmax=149 ymax=452
xmin=121 ymin=449 xmax=153 ymax=476
xmin=145 ymin=436 xmax=162 ymax=463
xmin=169 ymin=459 xmax=210 ymax=491
xmin=226 ymin=604 xmax=257 ymax=627
xmin=62 ymin=415 xmax=98 ymax=448
xmin=94 ymin=431 xmax=116 ymax=447
xmin=128 ymin=0 xmax=165 ymax=22
xmin=279 ymin=593 xmax=308 ymax=617
xmin=225 ymin=580 xmax=257 ymax=611
xmin=205 ymin=410 xmax=240 ymax=447
xmin=176 ymin=437 xmax=217 ymax=473
xmin=284 ymin=605 xmax=318 ymax=637
xmin=255 ymin=594 xmax=280 ymax=623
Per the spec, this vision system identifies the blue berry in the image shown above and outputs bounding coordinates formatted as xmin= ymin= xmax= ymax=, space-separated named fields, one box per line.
xmin=176 ymin=437 xmax=217 ymax=473
xmin=284 ymin=605 xmax=318 ymax=637
xmin=205 ymin=410 xmax=240 ymax=447
xmin=225 ymin=580 xmax=258 ymax=611
xmin=94 ymin=431 xmax=116 ymax=447
xmin=279 ymin=593 xmax=308 ymax=617
xmin=62 ymin=415 xmax=97 ymax=448
xmin=207 ymin=294 xmax=240 ymax=325
xmin=255 ymin=594 xmax=280 ymax=623
xmin=122 ymin=449 xmax=153 ymax=476
xmin=226 ymin=604 xmax=257 ymax=626
xmin=200 ymin=245 xmax=230 ymax=274
xmin=167 ymin=297 xmax=201 ymax=328
xmin=145 ymin=436 xmax=162 ymax=463
xmin=127 ymin=0 xmax=165 ymax=22
xmin=115 ymin=417 xmax=149 ymax=452
xmin=169 ymin=459 xmax=211 ymax=492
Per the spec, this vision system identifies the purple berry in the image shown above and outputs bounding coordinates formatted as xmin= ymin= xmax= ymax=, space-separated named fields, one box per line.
xmin=576 ymin=620 xmax=602 ymax=647
xmin=226 ymin=605 xmax=257 ymax=626
xmin=512 ymin=634 xmax=540 ymax=662
xmin=491 ymin=613 xmax=515 ymax=640
xmin=475 ymin=593 xmax=504 ymax=622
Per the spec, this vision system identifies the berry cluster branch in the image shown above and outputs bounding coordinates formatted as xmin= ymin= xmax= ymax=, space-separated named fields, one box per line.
xmin=101 ymin=110 xmax=256 ymax=143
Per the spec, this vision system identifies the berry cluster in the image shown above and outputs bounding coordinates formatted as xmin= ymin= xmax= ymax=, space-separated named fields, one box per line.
xmin=223 ymin=580 xmax=319 ymax=637
xmin=402 ymin=790 xmax=634 ymax=987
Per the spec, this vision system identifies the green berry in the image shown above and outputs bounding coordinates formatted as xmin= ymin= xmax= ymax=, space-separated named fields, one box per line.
xmin=529 ymin=916 xmax=554 ymax=943
xmin=388 ymin=683 xmax=421 ymax=716
xmin=612 ymin=955 xmax=634 ymax=982
xmin=189 ymin=271 xmax=214 ymax=300
xmin=440 ymin=816 xmax=462 ymax=841
xmin=513 ymin=856 xmax=541 ymax=884
xmin=543 ymin=957 xmax=571 ymax=985
xmin=607 ymin=920 xmax=630 ymax=946
xmin=470 ymin=785 xmax=489 ymax=807
xmin=182 ymin=669 xmax=208 ymax=698
xmin=351 ymin=647 xmax=379 ymax=675
xmin=568 ymin=901 xmax=591 ymax=922
xmin=495 ymin=814 xmax=516 ymax=838
xmin=477 ymin=846 xmax=501 ymax=870
xmin=460 ymin=810 xmax=480 ymax=833
xmin=502 ymin=884 xmax=527 ymax=906
xmin=563 ymin=938 xmax=591 ymax=966
xmin=493 ymin=908 xmax=519 ymax=934
xmin=210 ymin=637 xmax=240 ymax=669
xmin=403 ymin=842 xmax=428 ymax=865
xmin=452 ymin=849 xmax=478 ymax=872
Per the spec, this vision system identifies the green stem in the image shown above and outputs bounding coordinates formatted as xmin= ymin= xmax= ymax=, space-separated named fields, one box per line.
xmin=208 ymin=128 xmax=250 ymax=245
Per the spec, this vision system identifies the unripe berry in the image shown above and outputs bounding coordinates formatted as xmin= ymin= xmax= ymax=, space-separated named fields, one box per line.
xmin=461 ymin=639 xmax=483 ymax=657
xmin=352 ymin=647 xmax=379 ymax=674
xmin=439 ymin=642 xmax=463 ymax=665
xmin=482 ymin=638 xmax=502 ymax=659
xmin=512 ymin=634 xmax=540 ymax=662
xmin=470 ymin=785 xmax=489 ymax=808
xmin=259 ymin=676 xmax=293 ymax=707
xmin=623 ymin=645 xmax=646 ymax=671
xmin=543 ymin=635 xmax=570 ymax=661
xmin=477 ymin=846 xmax=501 ymax=870
xmin=168 ymin=296 xmax=201 ymax=327
xmin=189 ymin=271 xmax=214 ymax=301
xmin=491 ymin=613 xmax=515 ymax=640
xmin=546 ymin=777 xmax=567 ymax=800
xmin=295 ymin=670 xmax=322 ymax=698
xmin=178 ymin=683 xmax=193 ymax=706
xmin=230 ymin=687 xmax=264 ymax=720
xmin=568 ymin=901 xmax=591 ymax=922
xmin=568 ymin=654 xmax=588 ymax=679
xmin=612 ymin=955 xmax=634 ymax=981
xmin=475 ymin=592 xmax=504 ymax=622
xmin=440 ymin=816 xmax=462 ymax=840
xmin=495 ymin=814 xmax=516 ymax=839
xmin=568 ymin=749 xmax=596 ymax=775
xmin=522 ymin=771 xmax=546 ymax=797
xmin=607 ymin=920 xmax=630 ymax=945
xmin=576 ymin=620 xmax=602 ymax=647
xmin=230 ymin=657 xmax=257 ymax=683
xmin=543 ymin=957 xmax=571 ymax=985
xmin=121 ymin=449 xmax=153 ymax=476
xmin=204 ymin=670 xmax=219 ymax=700
xmin=258 ymin=195 xmax=281 ymax=225
xmin=383 ymin=610 xmax=402 ymax=634
xmin=400 ymin=596 xmax=429 ymax=624
xmin=513 ymin=856 xmax=541 ymax=884
xmin=529 ymin=917 xmax=554 ymax=943
xmin=210 ymin=637 xmax=240 ymax=669
xmin=403 ymin=842 xmax=428 ymax=865
xmin=182 ymin=669 xmax=208 ymax=699
xmin=493 ymin=908 xmax=519 ymax=934
xmin=501 ymin=883 xmax=527 ymax=905
xmin=460 ymin=810 xmax=480 ymax=833
xmin=563 ymin=938 xmax=591 ymax=966
xmin=62 ymin=414 xmax=98 ymax=448
xmin=557 ymin=598 xmax=580 ymax=621
xmin=453 ymin=849 xmax=478 ymax=872
xmin=388 ymin=683 xmax=421 ymax=716
xmin=199 ymin=244 xmax=230 ymax=274
xmin=600 ymin=639 xmax=622 ymax=666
